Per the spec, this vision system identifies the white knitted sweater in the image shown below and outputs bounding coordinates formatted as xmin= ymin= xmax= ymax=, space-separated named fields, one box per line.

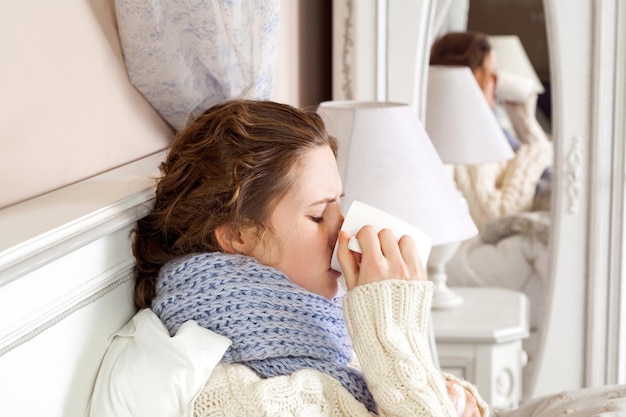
xmin=455 ymin=138 xmax=552 ymax=230
xmin=193 ymin=280 xmax=488 ymax=416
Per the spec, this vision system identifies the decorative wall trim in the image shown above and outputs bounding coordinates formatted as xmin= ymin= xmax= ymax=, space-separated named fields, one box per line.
xmin=0 ymin=265 xmax=134 ymax=357
xmin=0 ymin=188 xmax=154 ymax=287
xmin=566 ymin=134 xmax=583 ymax=214
xmin=0 ymin=152 xmax=163 ymax=357
xmin=338 ymin=0 xmax=354 ymax=99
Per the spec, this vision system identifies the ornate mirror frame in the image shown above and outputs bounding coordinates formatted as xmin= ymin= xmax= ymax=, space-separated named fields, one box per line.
xmin=332 ymin=0 xmax=626 ymax=400
xmin=537 ymin=0 xmax=626 ymax=396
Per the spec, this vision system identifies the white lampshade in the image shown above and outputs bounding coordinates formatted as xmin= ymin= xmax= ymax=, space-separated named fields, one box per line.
xmin=488 ymin=35 xmax=545 ymax=94
xmin=316 ymin=101 xmax=477 ymax=246
xmin=425 ymin=65 xmax=515 ymax=165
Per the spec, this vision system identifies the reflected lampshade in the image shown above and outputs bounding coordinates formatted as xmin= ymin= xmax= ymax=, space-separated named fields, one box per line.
xmin=425 ymin=65 xmax=515 ymax=165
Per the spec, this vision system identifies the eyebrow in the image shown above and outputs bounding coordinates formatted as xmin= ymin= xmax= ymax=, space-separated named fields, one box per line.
xmin=308 ymin=193 xmax=344 ymax=207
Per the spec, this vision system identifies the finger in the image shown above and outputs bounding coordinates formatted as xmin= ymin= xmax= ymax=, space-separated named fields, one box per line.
xmin=352 ymin=226 xmax=390 ymax=286
xmin=377 ymin=228 xmax=401 ymax=259
xmin=398 ymin=235 xmax=427 ymax=281
xmin=336 ymin=231 xmax=359 ymax=290
xmin=461 ymin=388 xmax=478 ymax=417
xmin=446 ymin=384 xmax=465 ymax=417
xmin=378 ymin=229 xmax=412 ymax=280
xmin=354 ymin=225 xmax=382 ymax=257
xmin=445 ymin=380 xmax=458 ymax=402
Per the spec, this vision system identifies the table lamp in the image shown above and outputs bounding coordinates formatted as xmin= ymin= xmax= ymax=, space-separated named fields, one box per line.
xmin=316 ymin=100 xmax=478 ymax=285
xmin=425 ymin=65 xmax=514 ymax=308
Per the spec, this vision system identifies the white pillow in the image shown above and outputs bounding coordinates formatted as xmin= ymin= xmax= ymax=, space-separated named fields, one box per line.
xmin=87 ymin=309 xmax=231 ymax=417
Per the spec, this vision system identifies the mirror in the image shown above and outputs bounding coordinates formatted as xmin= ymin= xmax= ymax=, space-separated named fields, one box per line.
xmin=332 ymin=0 xmax=626 ymax=403
xmin=331 ymin=0 xmax=554 ymax=404
xmin=441 ymin=0 xmax=553 ymax=402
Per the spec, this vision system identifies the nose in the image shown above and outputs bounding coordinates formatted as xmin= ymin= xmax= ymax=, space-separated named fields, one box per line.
xmin=335 ymin=210 xmax=345 ymax=231
xmin=328 ymin=207 xmax=344 ymax=246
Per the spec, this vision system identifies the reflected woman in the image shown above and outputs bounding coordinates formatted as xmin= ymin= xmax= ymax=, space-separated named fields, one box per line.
xmin=430 ymin=31 xmax=553 ymax=229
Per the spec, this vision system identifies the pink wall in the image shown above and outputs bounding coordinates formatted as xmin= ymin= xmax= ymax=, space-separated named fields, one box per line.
xmin=0 ymin=1 xmax=172 ymax=208
xmin=0 ymin=0 xmax=331 ymax=209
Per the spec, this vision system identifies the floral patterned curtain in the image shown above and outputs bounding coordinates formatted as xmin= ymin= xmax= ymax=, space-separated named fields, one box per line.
xmin=115 ymin=0 xmax=280 ymax=131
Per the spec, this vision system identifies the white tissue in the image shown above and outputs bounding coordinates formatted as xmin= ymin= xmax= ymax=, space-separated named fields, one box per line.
xmin=330 ymin=200 xmax=432 ymax=273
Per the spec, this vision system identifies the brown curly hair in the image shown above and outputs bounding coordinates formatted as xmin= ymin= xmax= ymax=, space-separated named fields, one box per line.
xmin=132 ymin=100 xmax=337 ymax=309
xmin=429 ymin=31 xmax=492 ymax=71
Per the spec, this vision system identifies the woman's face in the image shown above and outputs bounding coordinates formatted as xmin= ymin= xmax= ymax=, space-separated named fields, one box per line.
xmin=473 ymin=50 xmax=498 ymax=108
xmin=248 ymin=145 xmax=344 ymax=299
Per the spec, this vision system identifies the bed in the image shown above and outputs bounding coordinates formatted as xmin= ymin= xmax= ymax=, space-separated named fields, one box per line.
xmin=0 ymin=152 xmax=164 ymax=416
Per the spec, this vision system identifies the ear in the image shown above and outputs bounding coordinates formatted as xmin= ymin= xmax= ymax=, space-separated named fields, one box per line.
xmin=214 ymin=224 xmax=259 ymax=255
xmin=214 ymin=225 xmax=235 ymax=253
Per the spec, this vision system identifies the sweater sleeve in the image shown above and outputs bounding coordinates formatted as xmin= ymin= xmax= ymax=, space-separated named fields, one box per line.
xmin=342 ymin=280 xmax=468 ymax=417
xmin=501 ymin=95 xmax=552 ymax=146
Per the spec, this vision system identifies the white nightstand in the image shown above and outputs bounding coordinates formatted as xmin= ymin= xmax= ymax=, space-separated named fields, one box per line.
xmin=431 ymin=287 xmax=529 ymax=410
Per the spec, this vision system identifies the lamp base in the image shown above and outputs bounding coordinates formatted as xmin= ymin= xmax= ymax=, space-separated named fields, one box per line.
xmin=427 ymin=241 xmax=464 ymax=310
xmin=431 ymin=281 xmax=464 ymax=309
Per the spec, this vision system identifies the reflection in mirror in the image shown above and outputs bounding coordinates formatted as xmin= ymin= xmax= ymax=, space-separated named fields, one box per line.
xmin=439 ymin=0 xmax=553 ymax=402
xmin=467 ymin=0 xmax=551 ymax=135
xmin=334 ymin=0 xmax=626 ymax=405
xmin=331 ymin=0 xmax=556 ymax=405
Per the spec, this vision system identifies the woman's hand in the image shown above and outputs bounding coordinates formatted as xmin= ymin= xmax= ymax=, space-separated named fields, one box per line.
xmin=336 ymin=226 xmax=427 ymax=291
xmin=445 ymin=379 xmax=481 ymax=417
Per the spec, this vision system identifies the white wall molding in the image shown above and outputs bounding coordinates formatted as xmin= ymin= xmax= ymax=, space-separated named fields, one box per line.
xmin=0 ymin=260 xmax=134 ymax=357
xmin=331 ymin=0 xmax=434 ymax=117
xmin=585 ymin=0 xmax=626 ymax=386
xmin=0 ymin=152 xmax=165 ymax=356
xmin=0 ymin=189 xmax=154 ymax=287
xmin=0 ymin=151 xmax=164 ymax=286
xmin=585 ymin=0 xmax=618 ymax=387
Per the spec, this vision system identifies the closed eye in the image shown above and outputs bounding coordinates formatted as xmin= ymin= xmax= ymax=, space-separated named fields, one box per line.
xmin=309 ymin=216 xmax=324 ymax=224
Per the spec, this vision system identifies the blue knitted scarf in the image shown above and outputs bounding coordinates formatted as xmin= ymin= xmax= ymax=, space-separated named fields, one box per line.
xmin=152 ymin=252 xmax=377 ymax=413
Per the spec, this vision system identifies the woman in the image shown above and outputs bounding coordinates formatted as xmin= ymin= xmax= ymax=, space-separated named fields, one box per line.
xmin=130 ymin=99 xmax=485 ymax=416
xmin=430 ymin=31 xmax=553 ymax=229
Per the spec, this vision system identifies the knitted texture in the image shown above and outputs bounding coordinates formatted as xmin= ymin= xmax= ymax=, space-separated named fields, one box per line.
xmin=193 ymin=280 xmax=487 ymax=417
xmin=455 ymin=139 xmax=552 ymax=230
xmin=343 ymin=280 xmax=461 ymax=417
xmin=196 ymin=363 xmax=374 ymax=416
xmin=152 ymin=252 xmax=376 ymax=413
